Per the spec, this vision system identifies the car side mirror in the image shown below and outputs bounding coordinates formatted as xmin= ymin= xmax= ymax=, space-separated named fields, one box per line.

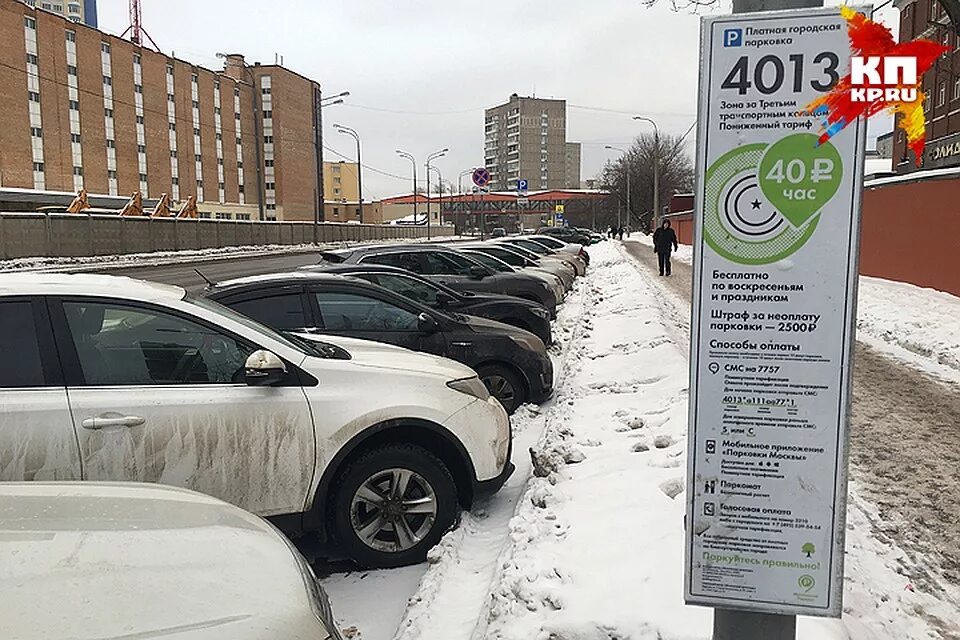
xmin=244 ymin=350 xmax=287 ymax=386
xmin=436 ymin=292 xmax=455 ymax=309
xmin=468 ymin=265 xmax=487 ymax=280
xmin=417 ymin=312 xmax=440 ymax=334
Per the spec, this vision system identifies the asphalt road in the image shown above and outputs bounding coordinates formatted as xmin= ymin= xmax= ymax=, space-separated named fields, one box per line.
xmin=90 ymin=250 xmax=330 ymax=291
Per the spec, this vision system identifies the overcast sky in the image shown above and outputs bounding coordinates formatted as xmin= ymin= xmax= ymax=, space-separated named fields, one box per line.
xmin=97 ymin=0 xmax=895 ymax=200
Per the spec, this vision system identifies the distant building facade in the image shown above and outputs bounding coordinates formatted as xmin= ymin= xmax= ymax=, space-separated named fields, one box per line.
xmin=484 ymin=94 xmax=568 ymax=191
xmin=0 ymin=4 xmax=332 ymax=221
xmin=893 ymin=0 xmax=960 ymax=171
xmin=564 ymin=142 xmax=581 ymax=189
xmin=21 ymin=0 xmax=97 ymax=27
xmin=875 ymin=131 xmax=894 ymax=158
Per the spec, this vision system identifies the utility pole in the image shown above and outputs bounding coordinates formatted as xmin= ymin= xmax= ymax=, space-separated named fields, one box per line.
xmin=334 ymin=124 xmax=363 ymax=223
xmin=425 ymin=148 xmax=448 ymax=241
xmin=710 ymin=2 xmax=822 ymax=638
xmin=634 ymin=116 xmax=660 ymax=230
xmin=396 ymin=150 xmax=418 ymax=228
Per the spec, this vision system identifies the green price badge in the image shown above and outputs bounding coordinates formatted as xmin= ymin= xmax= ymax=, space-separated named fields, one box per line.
xmin=759 ymin=134 xmax=843 ymax=228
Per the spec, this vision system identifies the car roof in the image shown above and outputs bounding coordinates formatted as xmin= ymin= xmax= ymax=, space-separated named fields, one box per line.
xmin=0 ymin=482 xmax=318 ymax=640
xmin=205 ymin=271 xmax=359 ymax=296
xmin=0 ymin=272 xmax=185 ymax=302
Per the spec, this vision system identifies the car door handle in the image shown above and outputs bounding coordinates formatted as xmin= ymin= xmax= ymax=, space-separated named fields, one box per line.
xmin=81 ymin=415 xmax=146 ymax=430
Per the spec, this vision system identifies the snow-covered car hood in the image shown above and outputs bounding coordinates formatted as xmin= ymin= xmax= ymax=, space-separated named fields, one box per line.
xmin=296 ymin=332 xmax=477 ymax=379
xmin=0 ymin=483 xmax=331 ymax=640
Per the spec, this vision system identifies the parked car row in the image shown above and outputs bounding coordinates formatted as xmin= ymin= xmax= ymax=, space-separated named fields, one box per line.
xmin=0 ymin=232 xmax=591 ymax=639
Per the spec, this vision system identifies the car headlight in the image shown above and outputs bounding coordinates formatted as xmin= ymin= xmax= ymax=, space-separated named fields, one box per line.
xmin=531 ymin=307 xmax=551 ymax=320
xmin=447 ymin=376 xmax=490 ymax=401
xmin=510 ymin=333 xmax=545 ymax=353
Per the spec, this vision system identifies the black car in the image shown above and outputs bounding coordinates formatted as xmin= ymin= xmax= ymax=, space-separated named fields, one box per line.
xmin=299 ymin=263 xmax=553 ymax=345
xmin=317 ymin=245 xmax=559 ymax=317
xmin=536 ymin=226 xmax=592 ymax=246
xmin=204 ymin=272 xmax=553 ymax=413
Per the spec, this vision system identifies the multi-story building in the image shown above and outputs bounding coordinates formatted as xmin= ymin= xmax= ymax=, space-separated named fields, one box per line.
xmin=323 ymin=160 xmax=361 ymax=222
xmin=0 ymin=3 xmax=328 ymax=221
xmin=564 ymin=142 xmax=581 ymax=189
xmin=20 ymin=0 xmax=97 ymax=27
xmin=893 ymin=0 xmax=960 ymax=171
xmin=484 ymin=94 xmax=568 ymax=191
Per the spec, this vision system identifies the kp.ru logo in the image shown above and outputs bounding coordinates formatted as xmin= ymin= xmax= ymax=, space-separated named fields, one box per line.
xmin=723 ymin=28 xmax=742 ymax=47
xmin=849 ymin=56 xmax=918 ymax=103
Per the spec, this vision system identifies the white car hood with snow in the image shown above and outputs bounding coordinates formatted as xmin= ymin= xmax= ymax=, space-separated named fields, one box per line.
xmin=296 ymin=331 xmax=478 ymax=379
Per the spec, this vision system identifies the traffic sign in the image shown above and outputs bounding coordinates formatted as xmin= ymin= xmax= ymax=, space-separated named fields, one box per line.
xmin=554 ymin=204 xmax=565 ymax=214
xmin=517 ymin=179 xmax=529 ymax=193
xmin=684 ymin=7 xmax=865 ymax=618
xmin=472 ymin=168 xmax=491 ymax=188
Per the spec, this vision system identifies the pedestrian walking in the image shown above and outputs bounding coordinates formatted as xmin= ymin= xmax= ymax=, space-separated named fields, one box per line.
xmin=653 ymin=220 xmax=679 ymax=276
xmin=617 ymin=226 xmax=625 ymax=240
xmin=608 ymin=225 xmax=616 ymax=239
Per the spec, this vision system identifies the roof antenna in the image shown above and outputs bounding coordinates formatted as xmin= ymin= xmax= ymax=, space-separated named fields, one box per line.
xmin=194 ymin=269 xmax=213 ymax=287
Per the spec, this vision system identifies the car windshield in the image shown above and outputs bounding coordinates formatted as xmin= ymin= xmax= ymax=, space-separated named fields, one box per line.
xmin=187 ymin=295 xmax=332 ymax=359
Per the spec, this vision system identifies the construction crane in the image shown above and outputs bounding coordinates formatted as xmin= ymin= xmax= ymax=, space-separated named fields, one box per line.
xmin=120 ymin=0 xmax=160 ymax=51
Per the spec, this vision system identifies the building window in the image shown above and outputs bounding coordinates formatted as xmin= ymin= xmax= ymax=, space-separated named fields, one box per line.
xmin=172 ymin=177 xmax=179 ymax=185
xmin=239 ymin=185 xmax=245 ymax=194
xmin=168 ymin=93 xmax=175 ymax=102
xmin=265 ymin=182 xmax=276 ymax=190
xmin=194 ymin=154 xmax=202 ymax=162
xmin=65 ymin=30 xmax=76 ymax=42
xmin=28 ymin=91 xmax=40 ymax=103
xmin=954 ymin=77 xmax=960 ymax=100
xmin=69 ymin=100 xmax=80 ymax=111
xmin=218 ymin=182 xmax=225 ymax=190
xmin=135 ymin=84 xmax=143 ymax=94
xmin=217 ymin=158 xmax=224 ymax=166
xmin=170 ymin=150 xmax=178 ymax=158
xmin=193 ymin=127 xmax=200 ymax=136
xmin=103 ymin=75 xmax=111 ymax=86
xmin=191 ymin=73 xmax=199 ymax=83
xmin=33 ymin=162 xmax=44 ymax=172
xmin=263 ymin=135 xmax=273 ymax=143
xmin=938 ymin=81 xmax=946 ymax=106
xmin=71 ymin=133 xmax=81 ymax=143
xmin=265 ymin=159 xmax=274 ymax=167
xmin=73 ymin=166 xmax=83 ymax=176
xmin=104 ymin=107 xmax=114 ymax=117
xmin=101 ymin=42 xmax=110 ymax=54
xmin=262 ymin=87 xmax=271 ymax=95
xmin=167 ymin=63 xmax=174 ymax=75
xmin=196 ymin=180 xmax=204 ymax=187
xmin=137 ymin=144 xmax=146 ymax=153
xmin=26 ymin=53 xmax=38 ymax=65
xmin=262 ymin=110 xmax=272 ymax=119
xmin=31 ymin=127 xmax=42 ymax=137
xmin=108 ymin=170 xmax=117 ymax=179
xmin=136 ymin=115 xmax=145 ymax=124
xmin=139 ymin=173 xmax=147 ymax=182
xmin=67 ymin=64 xmax=77 ymax=76
xmin=133 ymin=53 xmax=141 ymax=64
xmin=106 ymin=139 xmax=115 ymax=148
xmin=192 ymin=100 xmax=199 ymax=108
xmin=168 ymin=123 xmax=176 ymax=132
xmin=25 ymin=16 xmax=37 ymax=29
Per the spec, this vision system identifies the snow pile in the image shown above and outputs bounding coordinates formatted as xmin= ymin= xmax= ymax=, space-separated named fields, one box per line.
xmin=856 ymin=276 xmax=960 ymax=373
xmin=478 ymin=243 xmax=713 ymax=639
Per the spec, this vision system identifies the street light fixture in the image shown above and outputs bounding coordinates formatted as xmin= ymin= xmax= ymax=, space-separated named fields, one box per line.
xmin=633 ymin=116 xmax=661 ymax=229
xmin=396 ymin=150 xmax=418 ymax=228
xmin=605 ymin=145 xmax=630 ymax=230
xmin=429 ymin=165 xmax=444 ymax=229
xmin=333 ymin=124 xmax=363 ymax=223
xmin=313 ymin=88 xmax=348 ymax=239
xmin=425 ymin=148 xmax=448 ymax=240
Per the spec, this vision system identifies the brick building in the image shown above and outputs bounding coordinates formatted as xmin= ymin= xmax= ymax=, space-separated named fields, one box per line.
xmin=0 ymin=2 xmax=325 ymax=221
xmin=893 ymin=0 xmax=960 ymax=171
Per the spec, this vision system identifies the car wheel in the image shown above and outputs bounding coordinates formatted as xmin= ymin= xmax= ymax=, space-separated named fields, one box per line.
xmin=477 ymin=364 xmax=526 ymax=414
xmin=332 ymin=444 xmax=458 ymax=568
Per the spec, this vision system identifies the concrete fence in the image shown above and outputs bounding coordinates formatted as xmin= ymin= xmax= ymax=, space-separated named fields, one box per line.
xmin=0 ymin=213 xmax=452 ymax=260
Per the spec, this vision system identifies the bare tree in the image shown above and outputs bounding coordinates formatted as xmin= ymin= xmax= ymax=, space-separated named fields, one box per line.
xmin=599 ymin=132 xmax=694 ymax=233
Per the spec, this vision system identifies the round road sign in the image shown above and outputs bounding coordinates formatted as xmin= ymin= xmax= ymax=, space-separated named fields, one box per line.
xmin=472 ymin=167 xmax=491 ymax=188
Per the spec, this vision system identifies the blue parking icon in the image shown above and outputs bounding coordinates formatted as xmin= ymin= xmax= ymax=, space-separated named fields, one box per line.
xmin=723 ymin=28 xmax=742 ymax=47
xmin=517 ymin=179 xmax=528 ymax=192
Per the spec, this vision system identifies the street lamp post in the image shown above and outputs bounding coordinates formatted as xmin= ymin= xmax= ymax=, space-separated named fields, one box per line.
xmin=605 ymin=145 xmax=629 ymax=231
xmin=314 ymin=91 xmax=348 ymax=241
xmin=457 ymin=169 xmax=473 ymax=235
xmin=429 ymin=165 xmax=444 ymax=228
xmin=396 ymin=150 xmax=418 ymax=230
xmin=633 ymin=116 xmax=661 ymax=231
xmin=425 ymin=148 xmax=448 ymax=240
xmin=333 ymin=124 xmax=363 ymax=223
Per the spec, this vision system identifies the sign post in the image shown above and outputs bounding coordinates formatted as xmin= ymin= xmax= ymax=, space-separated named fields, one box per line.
xmin=685 ymin=6 xmax=865 ymax=635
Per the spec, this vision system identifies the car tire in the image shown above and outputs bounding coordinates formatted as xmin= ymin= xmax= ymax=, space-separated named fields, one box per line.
xmin=331 ymin=444 xmax=459 ymax=568
xmin=477 ymin=363 xmax=526 ymax=414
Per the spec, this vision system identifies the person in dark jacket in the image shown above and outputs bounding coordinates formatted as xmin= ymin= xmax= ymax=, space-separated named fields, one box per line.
xmin=618 ymin=226 xmax=625 ymax=240
xmin=653 ymin=220 xmax=679 ymax=276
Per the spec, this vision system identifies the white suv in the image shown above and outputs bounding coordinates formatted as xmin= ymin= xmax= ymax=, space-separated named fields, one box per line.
xmin=0 ymin=273 xmax=513 ymax=567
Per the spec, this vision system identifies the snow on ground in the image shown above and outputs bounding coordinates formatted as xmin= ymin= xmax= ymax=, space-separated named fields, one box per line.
xmin=634 ymin=234 xmax=960 ymax=376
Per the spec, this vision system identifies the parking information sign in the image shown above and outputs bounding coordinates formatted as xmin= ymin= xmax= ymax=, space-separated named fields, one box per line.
xmin=684 ymin=8 xmax=865 ymax=617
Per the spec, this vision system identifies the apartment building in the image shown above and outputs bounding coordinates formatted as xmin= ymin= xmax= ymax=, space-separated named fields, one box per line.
xmin=893 ymin=0 xmax=960 ymax=171
xmin=565 ymin=142 xmax=581 ymax=190
xmin=323 ymin=160 xmax=362 ymax=222
xmin=484 ymin=94 xmax=569 ymax=191
xmin=0 ymin=3 xmax=326 ymax=221
xmin=20 ymin=0 xmax=97 ymax=27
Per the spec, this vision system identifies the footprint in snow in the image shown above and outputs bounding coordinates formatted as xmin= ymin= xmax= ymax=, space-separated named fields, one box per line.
xmin=659 ymin=477 xmax=685 ymax=500
xmin=654 ymin=435 xmax=675 ymax=449
xmin=631 ymin=441 xmax=650 ymax=453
